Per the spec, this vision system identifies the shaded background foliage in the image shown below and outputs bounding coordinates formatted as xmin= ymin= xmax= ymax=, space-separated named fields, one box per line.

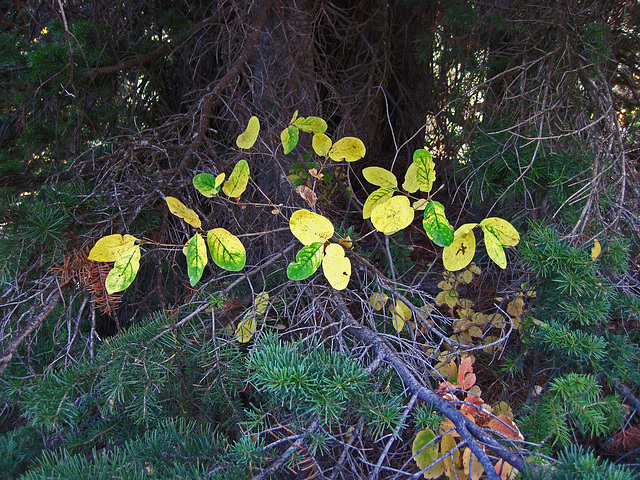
xmin=1 ymin=0 xmax=640 ymax=478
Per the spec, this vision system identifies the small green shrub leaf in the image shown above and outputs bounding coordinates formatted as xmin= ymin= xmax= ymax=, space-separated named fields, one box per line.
xmin=328 ymin=137 xmax=366 ymax=162
xmin=185 ymin=233 xmax=207 ymax=286
xmin=362 ymin=166 xmax=398 ymax=188
xmin=236 ymin=116 xmax=260 ymax=149
xmin=370 ymin=195 xmax=414 ymax=235
xmin=423 ymin=200 xmax=454 ymax=247
xmin=105 ymin=245 xmax=141 ymax=294
xmin=294 ymin=116 xmax=327 ymax=134
xmin=222 ymin=159 xmax=250 ymax=198
xmin=207 ymin=228 xmax=246 ymax=271
xmin=413 ymin=149 xmax=436 ymax=193
xmin=193 ymin=173 xmax=225 ymax=197
xmin=362 ymin=187 xmax=394 ymax=219
xmin=281 ymin=125 xmax=299 ymax=154
xmin=287 ymin=242 xmax=325 ymax=280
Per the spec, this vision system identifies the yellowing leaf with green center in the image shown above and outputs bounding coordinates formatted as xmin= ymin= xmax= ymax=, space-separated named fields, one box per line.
xmin=462 ymin=448 xmax=484 ymax=480
xmin=370 ymin=195 xmax=414 ymax=235
xmin=88 ymin=234 xmax=138 ymax=262
xmin=322 ymin=243 xmax=351 ymax=290
xmin=362 ymin=187 xmax=394 ymax=219
xmin=287 ymin=242 xmax=324 ymax=280
xmin=591 ymin=239 xmax=602 ymax=260
xmin=442 ymin=224 xmax=477 ymax=272
xmin=484 ymin=229 xmax=507 ymax=269
xmin=362 ymin=167 xmax=398 ymax=188
xmin=390 ymin=300 xmax=412 ymax=332
xmin=402 ymin=162 xmax=420 ymax=193
xmin=281 ymin=125 xmax=299 ymax=154
xmin=369 ymin=292 xmax=388 ymax=311
xmin=289 ymin=209 xmax=334 ymax=245
xmin=423 ymin=200 xmax=454 ymax=247
xmin=236 ymin=116 xmax=260 ymax=149
xmin=166 ymin=196 xmax=202 ymax=229
xmin=206 ymin=228 xmax=246 ymax=271
xmin=479 ymin=217 xmax=519 ymax=247
xmin=312 ymin=133 xmax=332 ymax=156
xmin=412 ymin=428 xmax=444 ymax=479
xmin=413 ymin=149 xmax=436 ymax=193
xmin=105 ymin=245 xmax=141 ymax=294
xmin=328 ymin=137 xmax=366 ymax=162
xmin=294 ymin=116 xmax=327 ymax=134
xmin=193 ymin=172 xmax=225 ymax=197
xmin=185 ymin=233 xmax=207 ymax=286
xmin=222 ymin=159 xmax=250 ymax=198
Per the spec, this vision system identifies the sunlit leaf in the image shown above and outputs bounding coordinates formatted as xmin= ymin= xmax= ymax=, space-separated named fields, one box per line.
xmin=185 ymin=233 xmax=207 ymax=286
xmin=206 ymin=228 xmax=246 ymax=271
xmin=462 ymin=447 xmax=484 ymax=480
xmin=390 ymin=300 xmax=412 ymax=332
xmin=328 ymin=137 xmax=366 ymax=162
xmin=591 ymin=239 xmax=602 ymax=260
xmin=370 ymin=195 xmax=414 ymax=235
xmin=287 ymin=242 xmax=324 ymax=280
xmin=236 ymin=116 xmax=260 ymax=149
xmin=402 ymin=162 xmax=420 ymax=193
xmin=289 ymin=209 xmax=334 ymax=245
xmin=423 ymin=200 xmax=454 ymax=247
xmin=312 ymin=133 xmax=332 ymax=156
xmin=88 ymin=234 xmax=138 ymax=262
xmin=362 ymin=187 xmax=394 ymax=219
xmin=294 ymin=116 xmax=327 ymax=134
xmin=193 ymin=173 xmax=225 ymax=197
xmin=479 ymin=217 xmax=519 ymax=247
xmin=165 ymin=196 xmax=202 ymax=229
xmin=105 ymin=245 xmax=141 ymax=294
xmin=222 ymin=159 xmax=250 ymax=198
xmin=413 ymin=149 xmax=436 ymax=193
xmin=484 ymin=230 xmax=507 ymax=269
xmin=411 ymin=428 xmax=444 ymax=478
xmin=442 ymin=224 xmax=477 ymax=271
xmin=362 ymin=166 xmax=398 ymax=188
xmin=281 ymin=125 xmax=299 ymax=154
xmin=322 ymin=243 xmax=351 ymax=290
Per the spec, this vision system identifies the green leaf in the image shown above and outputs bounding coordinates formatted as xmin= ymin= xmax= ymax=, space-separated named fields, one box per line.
xmin=362 ymin=166 xmax=398 ymax=188
xmin=289 ymin=209 xmax=334 ymax=245
xmin=328 ymin=137 xmax=366 ymax=162
xmin=423 ymin=200 xmax=454 ymax=247
xmin=236 ymin=116 xmax=260 ymax=149
xmin=287 ymin=242 xmax=324 ymax=280
xmin=185 ymin=233 xmax=207 ymax=286
xmin=222 ymin=160 xmax=250 ymax=198
xmin=370 ymin=195 xmax=414 ymax=235
xmin=281 ymin=125 xmax=299 ymax=154
xmin=442 ymin=224 xmax=477 ymax=271
xmin=312 ymin=133 xmax=332 ymax=156
xmin=193 ymin=173 xmax=225 ymax=197
xmin=105 ymin=245 xmax=141 ymax=294
xmin=207 ymin=228 xmax=246 ymax=271
xmin=413 ymin=149 xmax=436 ymax=193
xmin=484 ymin=229 xmax=507 ymax=269
xmin=294 ymin=116 xmax=328 ymax=134
xmin=412 ymin=428 xmax=444 ymax=478
xmin=362 ymin=187 xmax=394 ymax=219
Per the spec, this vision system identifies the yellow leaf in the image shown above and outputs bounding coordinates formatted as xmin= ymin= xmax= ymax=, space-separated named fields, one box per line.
xmin=413 ymin=198 xmax=429 ymax=211
xmin=441 ymin=433 xmax=464 ymax=479
xmin=412 ymin=428 xmax=445 ymax=479
xmin=370 ymin=195 xmax=414 ymax=235
xmin=442 ymin=227 xmax=476 ymax=271
xmin=222 ymin=159 xmax=250 ymax=198
xmin=289 ymin=209 xmax=334 ymax=245
xmin=495 ymin=460 xmax=517 ymax=480
xmin=484 ymin=230 xmax=507 ymax=269
xmin=402 ymin=162 xmax=420 ymax=193
xmin=591 ymin=239 xmax=601 ymax=260
xmin=328 ymin=136 xmax=366 ymax=162
xmin=322 ymin=243 xmax=351 ymax=290
xmin=462 ymin=447 xmax=485 ymax=480
xmin=479 ymin=217 xmax=519 ymax=247
xmin=362 ymin=187 xmax=394 ymax=219
xmin=312 ymin=133 xmax=332 ymax=157
xmin=236 ymin=116 xmax=260 ymax=149
xmin=105 ymin=245 xmax=141 ymax=294
xmin=390 ymin=300 xmax=412 ymax=332
xmin=362 ymin=167 xmax=398 ymax=188
xmin=88 ymin=234 xmax=138 ymax=262
xmin=235 ymin=311 xmax=256 ymax=343
xmin=369 ymin=292 xmax=388 ymax=310
xmin=165 ymin=196 xmax=202 ymax=229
